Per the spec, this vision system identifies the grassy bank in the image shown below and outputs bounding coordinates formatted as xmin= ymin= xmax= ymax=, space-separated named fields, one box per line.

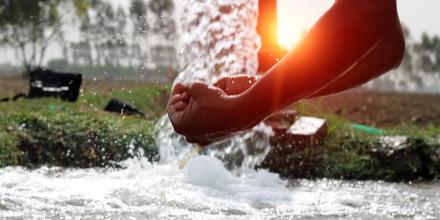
xmin=1 ymin=83 xmax=439 ymax=182
xmin=0 ymin=85 xmax=168 ymax=168
xmin=262 ymin=112 xmax=440 ymax=182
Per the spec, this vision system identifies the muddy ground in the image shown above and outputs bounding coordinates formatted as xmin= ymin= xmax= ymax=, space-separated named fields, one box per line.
xmin=301 ymin=89 xmax=440 ymax=128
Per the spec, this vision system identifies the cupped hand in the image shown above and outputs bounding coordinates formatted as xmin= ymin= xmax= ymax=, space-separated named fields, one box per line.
xmin=213 ymin=75 xmax=260 ymax=95
xmin=167 ymin=82 xmax=246 ymax=145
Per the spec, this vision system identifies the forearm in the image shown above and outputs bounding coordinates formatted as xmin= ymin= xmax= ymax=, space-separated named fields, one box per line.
xmin=235 ymin=0 xmax=400 ymax=127
xmin=308 ymin=22 xmax=405 ymax=99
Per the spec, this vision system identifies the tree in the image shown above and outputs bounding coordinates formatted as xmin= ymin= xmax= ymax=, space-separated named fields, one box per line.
xmin=149 ymin=0 xmax=176 ymax=40
xmin=0 ymin=0 xmax=88 ymax=73
xmin=414 ymin=32 xmax=440 ymax=73
xmin=129 ymin=0 xmax=149 ymax=68
xmin=400 ymin=24 xmax=414 ymax=73
xmin=130 ymin=0 xmax=148 ymax=37
xmin=79 ymin=0 xmax=118 ymax=66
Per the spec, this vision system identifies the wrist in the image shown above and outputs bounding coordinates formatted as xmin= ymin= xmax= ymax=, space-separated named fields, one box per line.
xmin=228 ymin=92 xmax=265 ymax=132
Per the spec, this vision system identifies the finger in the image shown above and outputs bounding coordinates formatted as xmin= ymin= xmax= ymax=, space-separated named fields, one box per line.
xmin=189 ymin=82 xmax=209 ymax=98
xmin=181 ymin=91 xmax=191 ymax=102
xmin=169 ymin=94 xmax=182 ymax=105
xmin=174 ymin=101 xmax=188 ymax=111
xmin=171 ymin=83 xmax=188 ymax=96
xmin=169 ymin=94 xmax=190 ymax=105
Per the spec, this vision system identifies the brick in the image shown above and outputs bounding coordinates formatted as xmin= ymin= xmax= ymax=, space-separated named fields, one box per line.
xmin=270 ymin=116 xmax=328 ymax=150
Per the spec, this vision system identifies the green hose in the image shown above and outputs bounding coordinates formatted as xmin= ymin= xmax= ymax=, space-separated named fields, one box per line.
xmin=351 ymin=123 xmax=385 ymax=135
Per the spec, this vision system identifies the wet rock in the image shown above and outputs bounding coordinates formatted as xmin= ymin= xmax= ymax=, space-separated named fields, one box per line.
xmin=370 ymin=137 xmax=440 ymax=181
xmin=372 ymin=136 xmax=409 ymax=156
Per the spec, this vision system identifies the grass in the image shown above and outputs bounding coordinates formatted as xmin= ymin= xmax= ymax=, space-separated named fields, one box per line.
xmin=0 ymin=86 xmax=169 ymax=168
xmin=262 ymin=101 xmax=440 ymax=182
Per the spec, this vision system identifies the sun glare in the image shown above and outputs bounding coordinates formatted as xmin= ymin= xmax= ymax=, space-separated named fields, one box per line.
xmin=278 ymin=23 xmax=303 ymax=50
xmin=277 ymin=0 xmax=334 ymax=50
xmin=277 ymin=12 xmax=303 ymax=50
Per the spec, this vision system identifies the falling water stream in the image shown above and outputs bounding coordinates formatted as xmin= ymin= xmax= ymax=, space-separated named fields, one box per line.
xmin=0 ymin=0 xmax=439 ymax=219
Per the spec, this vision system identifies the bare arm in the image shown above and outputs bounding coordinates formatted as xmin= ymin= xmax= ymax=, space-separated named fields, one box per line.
xmin=307 ymin=21 xmax=405 ymax=99
xmin=233 ymin=0 xmax=405 ymax=129
xmin=167 ymin=0 xmax=405 ymax=144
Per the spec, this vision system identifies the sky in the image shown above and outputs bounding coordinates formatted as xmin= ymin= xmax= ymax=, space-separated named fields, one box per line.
xmin=278 ymin=0 xmax=440 ymax=49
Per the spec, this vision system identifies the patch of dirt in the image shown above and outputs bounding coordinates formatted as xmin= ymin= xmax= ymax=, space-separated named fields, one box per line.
xmin=301 ymin=89 xmax=440 ymax=128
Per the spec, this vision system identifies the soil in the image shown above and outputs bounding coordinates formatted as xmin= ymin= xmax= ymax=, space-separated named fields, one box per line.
xmin=300 ymin=89 xmax=440 ymax=128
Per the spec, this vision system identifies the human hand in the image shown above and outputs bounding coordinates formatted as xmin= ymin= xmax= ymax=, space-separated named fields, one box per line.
xmin=167 ymin=82 xmax=246 ymax=145
xmin=213 ymin=75 xmax=260 ymax=95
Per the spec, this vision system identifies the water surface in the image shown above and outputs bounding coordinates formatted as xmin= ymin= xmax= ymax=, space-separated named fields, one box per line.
xmin=1 ymin=157 xmax=438 ymax=220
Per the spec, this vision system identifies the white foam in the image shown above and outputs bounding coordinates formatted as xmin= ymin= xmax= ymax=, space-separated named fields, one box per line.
xmin=184 ymin=156 xmax=238 ymax=188
xmin=2 ymin=161 xmax=439 ymax=219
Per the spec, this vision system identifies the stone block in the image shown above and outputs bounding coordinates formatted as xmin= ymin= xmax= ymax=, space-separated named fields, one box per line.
xmin=269 ymin=116 xmax=328 ymax=150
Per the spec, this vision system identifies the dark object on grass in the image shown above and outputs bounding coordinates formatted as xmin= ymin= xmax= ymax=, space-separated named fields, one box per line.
xmin=28 ymin=68 xmax=82 ymax=102
xmin=104 ymin=98 xmax=145 ymax=117
xmin=0 ymin=93 xmax=26 ymax=103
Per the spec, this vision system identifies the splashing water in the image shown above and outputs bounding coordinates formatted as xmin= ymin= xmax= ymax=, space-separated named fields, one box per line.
xmin=175 ymin=0 xmax=260 ymax=84
xmin=156 ymin=0 xmax=272 ymax=175
xmin=1 ymin=159 xmax=440 ymax=219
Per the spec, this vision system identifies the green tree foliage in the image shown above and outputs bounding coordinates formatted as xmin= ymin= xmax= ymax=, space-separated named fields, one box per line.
xmin=75 ymin=0 xmax=129 ymax=67
xmin=149 ymin=0 xmax=176 ymax=40
xmin=128 ymin=0 xmax=148 ymax=67
xmin=400 ymin=24 xmax=414 ymax=73
xmin=396 ymin=24 xmax=440 ymax=74
xmin=130 ymin=0 xmax=148 ymax=37
xmin=0 ymin=0 xmax=88 ymax=73
xmin=414 ymin=33 xmax=440 ymax=73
